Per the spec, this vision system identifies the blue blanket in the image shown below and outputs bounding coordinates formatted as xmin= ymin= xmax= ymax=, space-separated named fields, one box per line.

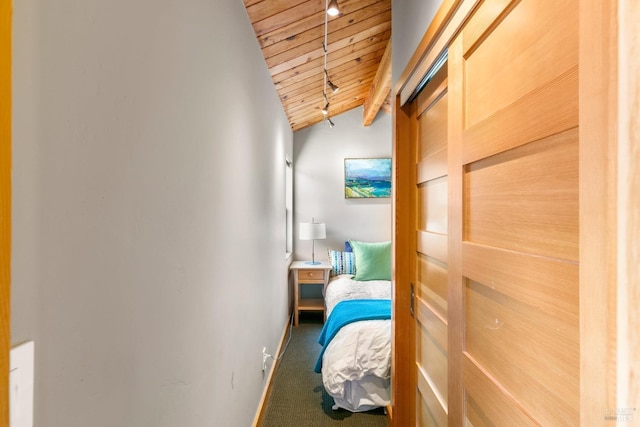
xmin=314 ymin=299 xmax=391 ymax=373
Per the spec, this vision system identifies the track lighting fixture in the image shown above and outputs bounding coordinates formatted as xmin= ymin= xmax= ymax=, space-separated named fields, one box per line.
xmin=327 ymin=0 xmax=340 ymax=16
xmin=321 ymin=0 xmax=338 ymax=127
xmin=324 ymin=69 xmax=339 ymax=93
xmin=327 ymin=79 xmax=339 ymax=93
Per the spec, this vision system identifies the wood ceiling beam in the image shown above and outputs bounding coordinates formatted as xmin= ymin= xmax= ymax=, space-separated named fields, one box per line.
xmin=380 ymin=92 xmax=392 ymax=114
xmin=362 ymin=38 xmax=391 ymax=126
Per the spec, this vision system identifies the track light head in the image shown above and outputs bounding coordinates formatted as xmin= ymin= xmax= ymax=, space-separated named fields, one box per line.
xmin=327 ymin=0 xmax=340 ymax=16
xmin=327 ymin=79 xmax=339 ymax=93
xmin=321 ymin=103 xmax=329 ymax=115
xmin=327 ymin=117 xmax=335 ymax=128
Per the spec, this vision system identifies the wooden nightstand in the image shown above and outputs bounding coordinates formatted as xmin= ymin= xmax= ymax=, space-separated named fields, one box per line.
xmin=289 ymin=260 xmax=332 ymax=326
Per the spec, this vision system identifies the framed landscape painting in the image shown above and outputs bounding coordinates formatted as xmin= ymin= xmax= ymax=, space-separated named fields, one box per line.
xmin=344 ymin=158 xmax=392 ymax=198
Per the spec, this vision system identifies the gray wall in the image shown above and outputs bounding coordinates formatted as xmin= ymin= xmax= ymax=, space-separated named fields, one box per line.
xmin=392 ymin=0 xmax=444 ymax=86
xmin=12 ymin=0 xmax=292 ymax=426
xmin=293 ymin=108 xmax=392 ymax=261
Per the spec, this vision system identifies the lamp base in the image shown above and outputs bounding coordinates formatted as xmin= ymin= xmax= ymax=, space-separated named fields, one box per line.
xmin=305 ymin=261 xmax=321 ymax=265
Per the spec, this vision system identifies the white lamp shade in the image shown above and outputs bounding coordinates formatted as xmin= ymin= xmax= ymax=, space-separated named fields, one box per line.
xmin=299 ymin=222 xmax=326 ymax=240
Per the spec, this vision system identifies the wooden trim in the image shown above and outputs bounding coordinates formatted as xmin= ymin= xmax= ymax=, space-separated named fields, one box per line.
xmin=447 ymin=35 xmax=465 ymax=427
xmin=252 ymin=316 xmax=294 ymax=427
xmin=579 ymin=0 xmax=619 ymax=423
xmin=620 ymin=0 xmax=640 ymax=413
xmin=0 ymin=0 xmax=11 ymax=424
xmin=391 ymin=94 xmax=417 ymax=427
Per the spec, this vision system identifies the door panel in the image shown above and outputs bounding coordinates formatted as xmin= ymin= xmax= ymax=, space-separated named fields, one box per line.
xmin=414 ymin=64 xmax=449 ymax=426
xmin=417 ymin=254 xmax=448 ymax=320
xmin=417 ymin=369 xmax=448 ymax=427
xmin=419 ymin=177 xmax=448 ymax=235
xmin=464 ymin=131 xmax=579 ymax=261
xmin=462 ymin=243 xmax=578 ymax=321
xmin=417 ymin=304 xmax=448 ymax=405
xmin=451 ymin=0 xmax=579 ymax=424
xmin=463 ymin=0 xmax=577 ymax=128
xmin=465 ymin=278 xmax=578 ymax=423
xmin=419 ymin=92 xmax=448 ymax=159
xmin=464 ymin=357 xmax=539 ymax=427
xmin=417 ymin=231 xmax=448 ymax=264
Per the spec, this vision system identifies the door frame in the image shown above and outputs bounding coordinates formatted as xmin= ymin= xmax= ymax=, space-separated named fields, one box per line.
xmin=391 ymin=0 xmax=636 ymax=424
xmin=1 ymin=0 xmax=11 ymax=424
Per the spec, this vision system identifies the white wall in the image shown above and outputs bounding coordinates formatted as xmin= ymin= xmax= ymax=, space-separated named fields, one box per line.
xmin=293 ymin=108 xmax=392 ymax=261
xmin=392 ymin=0 xmax=443 ymax=86
xmin=12 ymin=1 xmax=292 ymax=426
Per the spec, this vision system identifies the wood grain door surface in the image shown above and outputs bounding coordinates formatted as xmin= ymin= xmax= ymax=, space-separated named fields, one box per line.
xmin=394 ymin=0 xmax=580 ymax=424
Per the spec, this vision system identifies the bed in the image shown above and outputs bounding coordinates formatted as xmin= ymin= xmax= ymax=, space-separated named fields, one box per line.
xmin=314 ymin=240 xmax=392 ymax=412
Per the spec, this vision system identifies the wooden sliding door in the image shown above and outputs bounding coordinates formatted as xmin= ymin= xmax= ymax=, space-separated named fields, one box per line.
xmin=414 ymin=65 xmax=450 ymax=425
xmin=393 ymin=0 xmax=581 ymax=424
xmin=449 ymin=0 xmax=579 ymax=423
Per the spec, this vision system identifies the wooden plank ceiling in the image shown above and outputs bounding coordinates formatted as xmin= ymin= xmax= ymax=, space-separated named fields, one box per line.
xmin=243 ymin=0 xmax=392 ymax=131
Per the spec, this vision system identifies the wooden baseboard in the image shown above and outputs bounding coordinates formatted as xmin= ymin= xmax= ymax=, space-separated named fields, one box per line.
xmin=251 ymin=314 xmax=292 ymax=427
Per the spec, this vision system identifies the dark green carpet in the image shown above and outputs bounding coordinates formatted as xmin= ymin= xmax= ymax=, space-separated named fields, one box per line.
xmin=260 ymin=312 xmax=389 ymax=427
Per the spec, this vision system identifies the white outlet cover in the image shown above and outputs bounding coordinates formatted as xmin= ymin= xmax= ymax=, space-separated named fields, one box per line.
xmin=10 ymin=341 xmax=34 ymax=427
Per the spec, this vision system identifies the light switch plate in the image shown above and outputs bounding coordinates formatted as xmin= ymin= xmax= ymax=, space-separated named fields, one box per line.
xmin=10 ymin=341 xmax=34 ymax=427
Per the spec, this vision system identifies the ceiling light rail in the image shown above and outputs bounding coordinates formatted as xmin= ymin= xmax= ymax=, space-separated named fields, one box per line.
xmin=321 ymin=0 xmax=340 ymax=127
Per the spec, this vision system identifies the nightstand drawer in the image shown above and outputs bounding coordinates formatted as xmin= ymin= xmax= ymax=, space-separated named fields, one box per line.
xmin=298 ymin=269 xmax=325 ymax=282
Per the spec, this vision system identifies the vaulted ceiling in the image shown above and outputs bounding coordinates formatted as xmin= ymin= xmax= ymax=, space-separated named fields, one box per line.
xmin=243 ymin=0 xmax=392 ymax=131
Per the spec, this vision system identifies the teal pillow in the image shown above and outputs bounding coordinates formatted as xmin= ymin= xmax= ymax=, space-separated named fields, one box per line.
xmin=349 ymin=240 xmax=391 ymax=281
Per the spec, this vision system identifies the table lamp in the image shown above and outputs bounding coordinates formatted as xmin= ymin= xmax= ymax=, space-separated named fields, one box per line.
xmin=299 ymin=218 xmax=326 ymax=265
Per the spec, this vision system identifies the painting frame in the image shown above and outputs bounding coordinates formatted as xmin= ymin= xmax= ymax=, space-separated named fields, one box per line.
xmin=344 ymin=158 xmax=392 ymax=199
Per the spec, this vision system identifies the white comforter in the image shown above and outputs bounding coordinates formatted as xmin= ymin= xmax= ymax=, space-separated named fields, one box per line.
xmin=321 ymin=275 xmax=392 ymax=412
